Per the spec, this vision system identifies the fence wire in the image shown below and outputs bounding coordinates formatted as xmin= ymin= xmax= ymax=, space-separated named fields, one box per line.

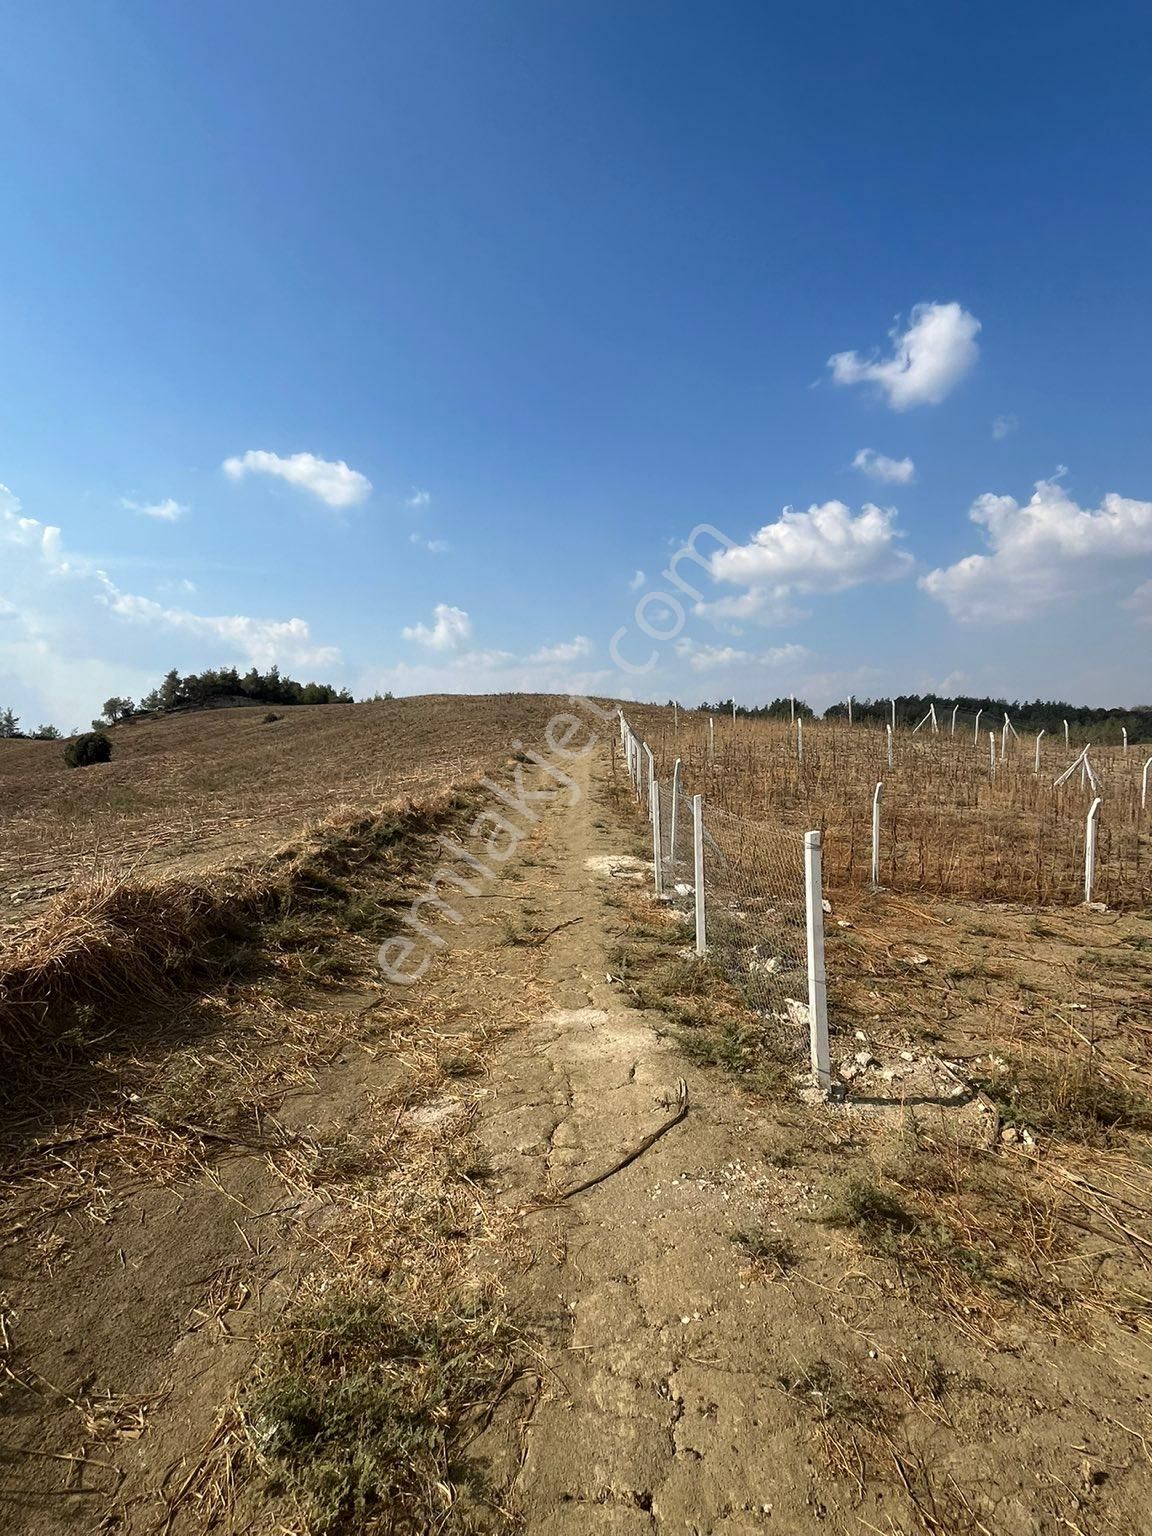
xmin=701 ymin=804 xmax=810 ymax=1059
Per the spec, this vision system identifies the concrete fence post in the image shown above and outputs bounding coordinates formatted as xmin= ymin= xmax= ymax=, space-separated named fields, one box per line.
xmin=1143 ymin=756 xmax=1152 ymax=812
xmin=1085 ymin=797 xmax=1103 ymax=904
xmin=1034 ymin=729 xmax=1045 ymax=774
xmin=804 ymin=831 xmax=831 ymax=1093
xmin=989 ymin=731 xmax=997 ymax=773
xmin=886 ymin=723 xmax=893 ymax=769
xmin=669 ymin=758 xmax=682 ymax=867
xmin=644 ymin=743 xmax=655 ymax=811
xmin=974 ymin=708 xmax=983 ymax=746
xmin=797 ymin=718 xmax=804 ymax=763
xmin=651 ymin=782 xmax=664 ymax=900
xmin=951 ymin=704 xmax=959 ymax=736
xmin=871 ymin=781 xmax=884 ymax=888
xmin=1064 ymin=719 xmax=1070 ymax=748
xmin=708 ymin=715 xmax=715 ymax=764
xmin=692 ymin=794 xmax=706 ymax=957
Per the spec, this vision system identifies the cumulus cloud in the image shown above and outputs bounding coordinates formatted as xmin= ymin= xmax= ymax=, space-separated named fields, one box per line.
xmin=402 ymin=602 xmax=474 ymax=652
xmin=992 ymin=414 xmax=1019 ymax=441
xmin=853 ymin=448 xmax=915 ymax=485
xmin=528 ymin=636 xmax=593 ymax=664
xmin=628 ymin=569 xmax=647 ymax=591
xmin=94 ymin=573 xmax=341 ymax=667
xmin=920 ymin=478 xmax=1152 ymax=623
xmin=829 ymin=302 xmax=981 ymax=410
xmin=674 ymin=639 xmax=808 ymax=673
xmin=406 ymin=488 xmax=431 ymax=509
xmin=123 ymin=497 xmax=187 ymax=522
xmin=1 ymin=490 xmax=68 ymax=572
xmin=1125 ymin=581 xmax=1152 ymax=623
xmin=702 ymin=501 xmax=913 ymax=624
xmin=223 ymin=450 xmax=371 ymax=508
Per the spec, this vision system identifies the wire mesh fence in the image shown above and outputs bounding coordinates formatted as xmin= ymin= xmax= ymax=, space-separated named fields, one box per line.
xmin=619 ymin=712 xmax=830 ymax=1089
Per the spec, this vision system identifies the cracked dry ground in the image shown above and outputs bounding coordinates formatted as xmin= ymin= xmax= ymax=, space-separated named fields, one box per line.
xmin=4 ymin=742 xmax=1152 ymax=1535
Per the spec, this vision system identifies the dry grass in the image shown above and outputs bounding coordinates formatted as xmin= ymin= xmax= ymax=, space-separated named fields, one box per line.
xmin=0 ymin=791 xmax=471 ymax=1084
xmin=645 ymin=713 xmax=1152 ymax=907
xmin=0 ymin=693 xmax=607 ymax=925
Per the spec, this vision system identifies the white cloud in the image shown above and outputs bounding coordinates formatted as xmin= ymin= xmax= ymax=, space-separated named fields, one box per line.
xmin=409 ymin=532 xmax=450 ymax=554
xmin=992 ymin=414 xmax=1018 ymax=441
xmin=123 ymin=497 xmax=187 ymax=522
xmin=1125 ymin=581 xmax=1152 ymax=624
xmin=95 ymin=573 xmax=341 ymax=668
xmin=921 ymin=478 xmax=1152 ymax=623
xmin=1 ymin=491 xmax=68 ymax=572
xmin=674 ymin=639 xmax=808 ymax=673
xmin=406 ymin=488 xmax=431 ymax=509
xmin=702 ymin=501 xmax=913 ymax=624
xmin=528 ymin=636 xmax=593 ymax=664
xmin=402 ymin=602 xmax=473 ymax=652
xmin=0 ymin=597 xmax=18 ymax=621
xmin=828 ymin=302 xmax=981 ymax=410
xmin=628 ymin=569 xmax=647 ymax=591
xmin=853 ymin=448 xmax=915 ymax=485
xmin=223 ymin=450 xmax=371 ymax=509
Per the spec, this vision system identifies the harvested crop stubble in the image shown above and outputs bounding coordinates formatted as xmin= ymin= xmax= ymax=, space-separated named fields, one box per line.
xmin=0 ymin=790 xmax=464 ymax=1082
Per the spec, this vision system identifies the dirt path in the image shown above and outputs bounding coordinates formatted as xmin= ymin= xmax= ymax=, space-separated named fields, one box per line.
xmin=3 ymin=739 xmax=1150 ymax=1535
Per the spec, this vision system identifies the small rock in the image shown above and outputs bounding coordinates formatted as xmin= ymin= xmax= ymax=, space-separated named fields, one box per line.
xmin=822 ymin=898 xmax=832 ymax=914
xmin=785 ymin=998 xmax=810 ymax=1028
xmin=837 ymin=918 xmax=854 ymax=928
xmin=899 ymin=1050 xmax=915 ymax=1062
xmin=908 ymin=953 xmax=930 ymax=966
xmin=854 ymin=1050 xmax=877 ymax=1069
xmin=854 ymin=1030 xmax=870 ymax=1044
xmin=1001 ymin=1126 xmax=1019 ymax=1144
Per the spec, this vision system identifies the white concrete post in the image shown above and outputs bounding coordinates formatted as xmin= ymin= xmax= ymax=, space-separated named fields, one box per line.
xmin=651 ymin=783 xmax=664 ymax=900
xmin=951 ymin=704 xmax=959 ymax=736
xmin=989 ymin=731 xmax=996 ymax=772
xmin=871 ymin=781 xmax=884 ymax=888
xmin=732 ymin=699 xmax=737 ymax=725
xmin=692 ymin=794 xmax=706 ymax=957
xmin=847 ymin=695 xmax=853 ymax=727
xmin=886 ymin=723 xmax=893 ymax=769
xmin=1084 ymin=797 xmax=1102 ymax=903
xmin=1002 ymin=717 xmax=1009 ymax=756
xmin=891 ymin=698 xmax=896 ymax=733
xmin=930 ymin=703 xmax=938 ymax=734
xmin=1123 ymin=727 xmax=1128 ymax=756
xmin=669 ymin=758 xmax=682 ymax=867
xmin=1143 ymin=756 xmax=1152 ymax=812
xmin=644 ymin=743 xmax=655 ymax=810
xmin=1034 ymin=729 xmax=1045 ymax=774
xmin=1064 ymin=719 xmax=1070 ymax=748
xmin=974 ymin=708 xmax=983 ymax=746
xmin=708 ymin=715 xmax=715 ymax=764
xmin=804 ymin=831 xmax=831 ymax=1093
xmin=790 ymin=694 xmax=795 ymax=725
xmin=797 ymin=718 xmax=804 ymax=762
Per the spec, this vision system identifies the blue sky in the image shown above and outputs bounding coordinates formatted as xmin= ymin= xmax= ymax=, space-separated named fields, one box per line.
xmin=2 ymin=0 xmax=1152 ymax=729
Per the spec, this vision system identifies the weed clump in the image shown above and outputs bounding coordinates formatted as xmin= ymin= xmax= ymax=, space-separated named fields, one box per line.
xmin=64 ymin=731 xmax=112 ymax=769
xmin=245 ymin=1284 xmax=518 ymax=1534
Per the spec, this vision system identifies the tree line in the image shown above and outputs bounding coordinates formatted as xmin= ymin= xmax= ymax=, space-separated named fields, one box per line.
xmin=0 ymin=665 xmax=356 ymax=739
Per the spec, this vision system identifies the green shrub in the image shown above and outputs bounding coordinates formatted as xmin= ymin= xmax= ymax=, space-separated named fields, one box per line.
xmin=64 ymin=732 xmax=113 ymax=769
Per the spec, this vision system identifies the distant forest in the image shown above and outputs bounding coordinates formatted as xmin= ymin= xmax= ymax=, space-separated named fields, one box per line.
xmin=695 ymin=694 xmax=1152 ymax=744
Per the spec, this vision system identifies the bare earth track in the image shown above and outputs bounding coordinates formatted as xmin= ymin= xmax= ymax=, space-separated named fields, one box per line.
xmin=2 ymin=724 xmax=1151 ymax=1534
